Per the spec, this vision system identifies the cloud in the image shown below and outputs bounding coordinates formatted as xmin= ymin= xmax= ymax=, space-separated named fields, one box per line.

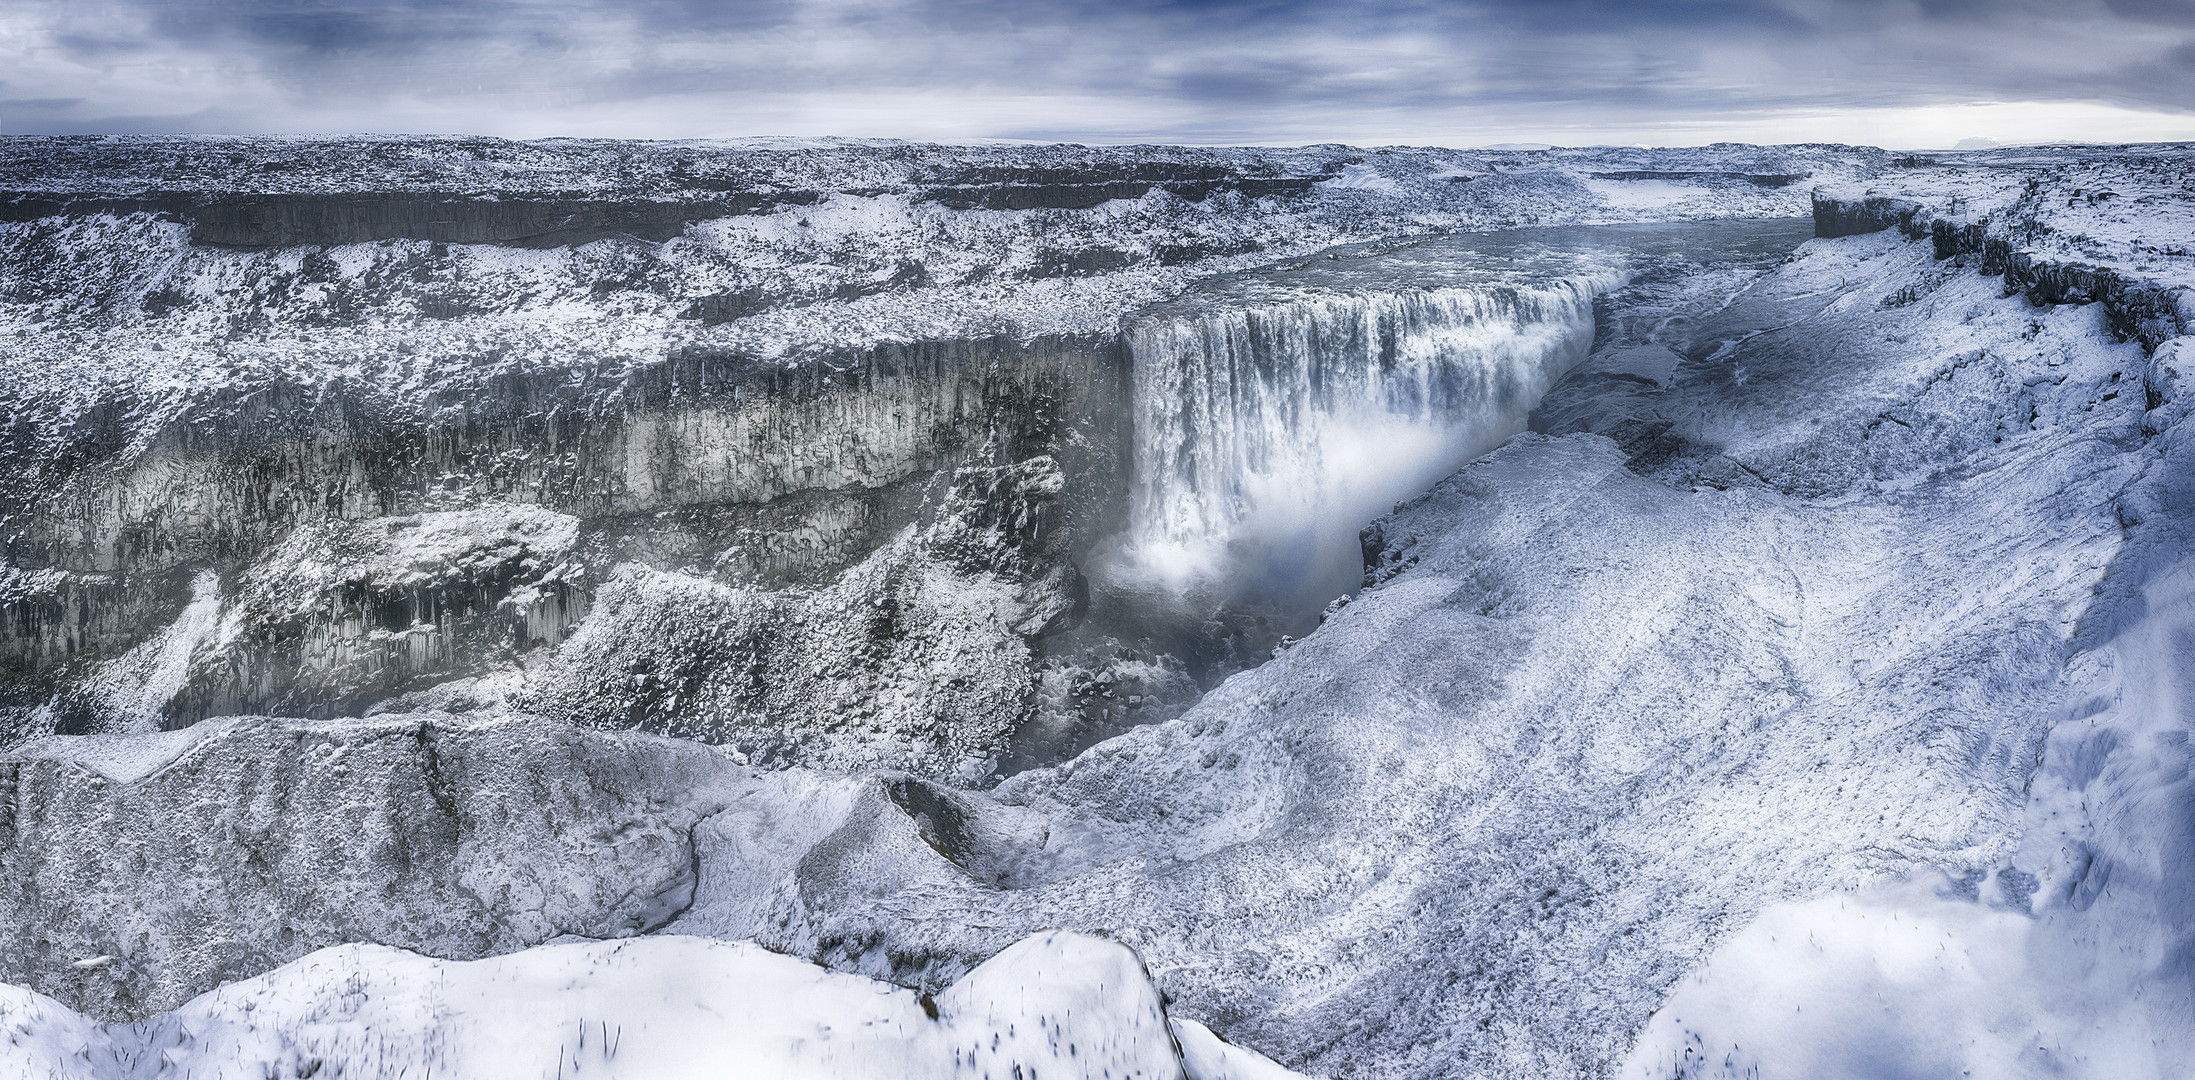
xmin=0 ymin=0 xmax=2190 ymax=144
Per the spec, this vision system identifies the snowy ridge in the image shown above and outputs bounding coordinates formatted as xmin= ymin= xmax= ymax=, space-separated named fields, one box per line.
xmin=1813 ymin=143 xmax=2195 ymax=350
xmin=0 ymin=931 xmax=1306 ymax=1080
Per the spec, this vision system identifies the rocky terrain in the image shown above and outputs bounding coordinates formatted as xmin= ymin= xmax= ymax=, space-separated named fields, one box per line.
xmin=0 ymin=137 xmax=1885 ymax=774
xmin=0 ymin=137 xmax=2191 ymax=1079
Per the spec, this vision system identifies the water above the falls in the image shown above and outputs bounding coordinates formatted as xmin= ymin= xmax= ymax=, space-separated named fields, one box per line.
xmin=1096 ymin=218 xmax=1816 ymax=624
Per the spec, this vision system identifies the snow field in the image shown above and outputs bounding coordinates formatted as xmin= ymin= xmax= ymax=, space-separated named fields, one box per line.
xmin=0 ymin=931 xmax=1305 ymax=1080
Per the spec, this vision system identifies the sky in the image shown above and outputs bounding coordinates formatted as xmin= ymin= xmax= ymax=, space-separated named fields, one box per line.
xmin=2 ymin=0 xmax=2193 ymax=148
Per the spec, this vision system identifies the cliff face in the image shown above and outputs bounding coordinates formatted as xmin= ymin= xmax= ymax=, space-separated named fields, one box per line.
xmin=3 ymin=333 xmax=1125 ymax=763
xmin=0 ymin=138 xmax=1881 ymax=773
xmin=1811 ymin=191 xmax=2194 ymax=353
xmin=1813 ymin=146 xmax=2195 ymax=354
xmin=0 ymin=191 xmax=815 ymax=247
xmin=1809 ymin=192 xmax=1921 ymax=238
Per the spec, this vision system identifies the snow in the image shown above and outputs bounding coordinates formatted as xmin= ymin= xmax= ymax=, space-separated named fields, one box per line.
xmin=1583 ymin=177 xmax=1698 ymax=209
xmin=1175 ymin=1018 xmax=1314 ymax=1080
xmin=245 ymin=504 xmax=582 ymax=615
xmin=656 ymin=209 xmax=2180 ymax=1078
xmin=72 ymin=568 xmax=222 ymax=732
xmin=1816 ymin=142 xmax=2195 ymax=298
xmin=1621 ymin=422 xmax=2195 ymax=1080
xmin=0 ymin=930 xmax=1272 ymax=1080
xmin=1620 ymin=879 xmax=2169 ymax=1080
xmin=8 ymin=718 xmax=236 ymax=785
xmin=1320 ymin=164 xmax=1404 ymax=195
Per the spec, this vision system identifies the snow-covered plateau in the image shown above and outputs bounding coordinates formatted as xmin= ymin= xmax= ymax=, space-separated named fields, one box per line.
xmin=1 ymin=137 xmax=2192 ymax=1079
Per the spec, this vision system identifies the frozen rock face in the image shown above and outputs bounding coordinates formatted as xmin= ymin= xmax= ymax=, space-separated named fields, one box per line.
xmin=0 ymin=332 xmax=1125 ymax=766
xmin=514 ymin=456 xmax=1088 ymax=778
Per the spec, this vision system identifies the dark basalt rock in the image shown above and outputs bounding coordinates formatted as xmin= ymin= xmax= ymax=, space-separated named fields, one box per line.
xmin=2 ymin=158 xmax=1328 ymax=247
xmin=1810 ymin=192 xmax=1923 ymax=238
xmin=1813 ymin=192 xmax=2194 ymax=352
xmin=922 ymin=176 xmax=1326 ymax=212
xmin=917 ymin=160 xmax=1330 ymax=210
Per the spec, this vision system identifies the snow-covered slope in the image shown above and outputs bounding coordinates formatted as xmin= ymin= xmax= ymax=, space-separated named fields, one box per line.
xmin=0 ymin=930 xmax=1301 ymax=1080
xmin=651 ymin=157 xmax=2190 ymax=1077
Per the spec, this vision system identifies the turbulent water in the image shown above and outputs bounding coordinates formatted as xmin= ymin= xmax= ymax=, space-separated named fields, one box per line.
xmin=1108 ymin=219 xmax=1814 ymax=620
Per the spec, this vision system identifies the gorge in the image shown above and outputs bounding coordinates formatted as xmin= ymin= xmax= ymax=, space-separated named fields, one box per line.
xmin=0 ymin=136 xmax=2191 ymax=1080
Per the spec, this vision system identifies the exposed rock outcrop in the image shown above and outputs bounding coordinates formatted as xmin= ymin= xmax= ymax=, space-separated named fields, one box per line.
xmin=0 ymin=714 xmax=752 ymax=1019
xmin=1813 ymin=190 xmax=2195 ymax=351
xmin=0 ymin=330 xmax=1127 ymax=746
xmin=1810 ymin=191 xmax=1922 ymax=238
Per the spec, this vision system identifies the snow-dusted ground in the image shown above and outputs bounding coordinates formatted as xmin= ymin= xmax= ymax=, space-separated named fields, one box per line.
xmin=1820 ymin=143 xmax=2195 ymax=297
xmin=2 ymin=139 xmax=2193 ymax=1080
xmin=0 ymin=930 xmax=1301 ymax=1080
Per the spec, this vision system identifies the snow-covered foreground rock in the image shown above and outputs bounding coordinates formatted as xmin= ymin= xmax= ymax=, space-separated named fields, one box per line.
xmin=0 ymin=930 xmax=1303 ymax=1080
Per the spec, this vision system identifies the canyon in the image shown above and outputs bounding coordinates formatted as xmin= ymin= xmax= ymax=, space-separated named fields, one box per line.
xmin=0 ymin=136 xmax=2190 ymax=1079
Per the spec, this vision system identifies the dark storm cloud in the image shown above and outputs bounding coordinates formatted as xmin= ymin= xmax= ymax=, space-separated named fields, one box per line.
xmin=3 ymin=0 xmax=2190 ymax=140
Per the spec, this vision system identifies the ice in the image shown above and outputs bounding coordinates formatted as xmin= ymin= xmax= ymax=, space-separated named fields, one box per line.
xmin=70 ymin=568 xmax=222 ymax=732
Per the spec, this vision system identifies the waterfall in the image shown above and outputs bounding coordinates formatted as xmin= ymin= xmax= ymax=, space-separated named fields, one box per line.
xmin=1114 ymin=275 xmax=1609 ymax=613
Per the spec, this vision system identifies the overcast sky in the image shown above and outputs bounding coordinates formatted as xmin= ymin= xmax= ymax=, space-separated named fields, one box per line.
xmin=3 ymin=0 xmax=2192 ymax=147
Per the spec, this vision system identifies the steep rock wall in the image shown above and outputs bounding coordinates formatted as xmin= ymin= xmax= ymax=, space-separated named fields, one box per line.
xmin=14 ymin=333 xmax=1125 ymax=576
xmin=0 ymin=334 xmax=1128 ymax=742
xmin=1812 ymin=191 xmax=2195 ymax=351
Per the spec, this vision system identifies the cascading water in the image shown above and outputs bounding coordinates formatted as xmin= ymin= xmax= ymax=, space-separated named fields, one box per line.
xmin=1120 ymin=279 xmax=1605 ymax=613
xmin=1026 ymin=219 xmax=1810 ymax=768
xmin=1098 ymin=219 xmax=1815 ymax=625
